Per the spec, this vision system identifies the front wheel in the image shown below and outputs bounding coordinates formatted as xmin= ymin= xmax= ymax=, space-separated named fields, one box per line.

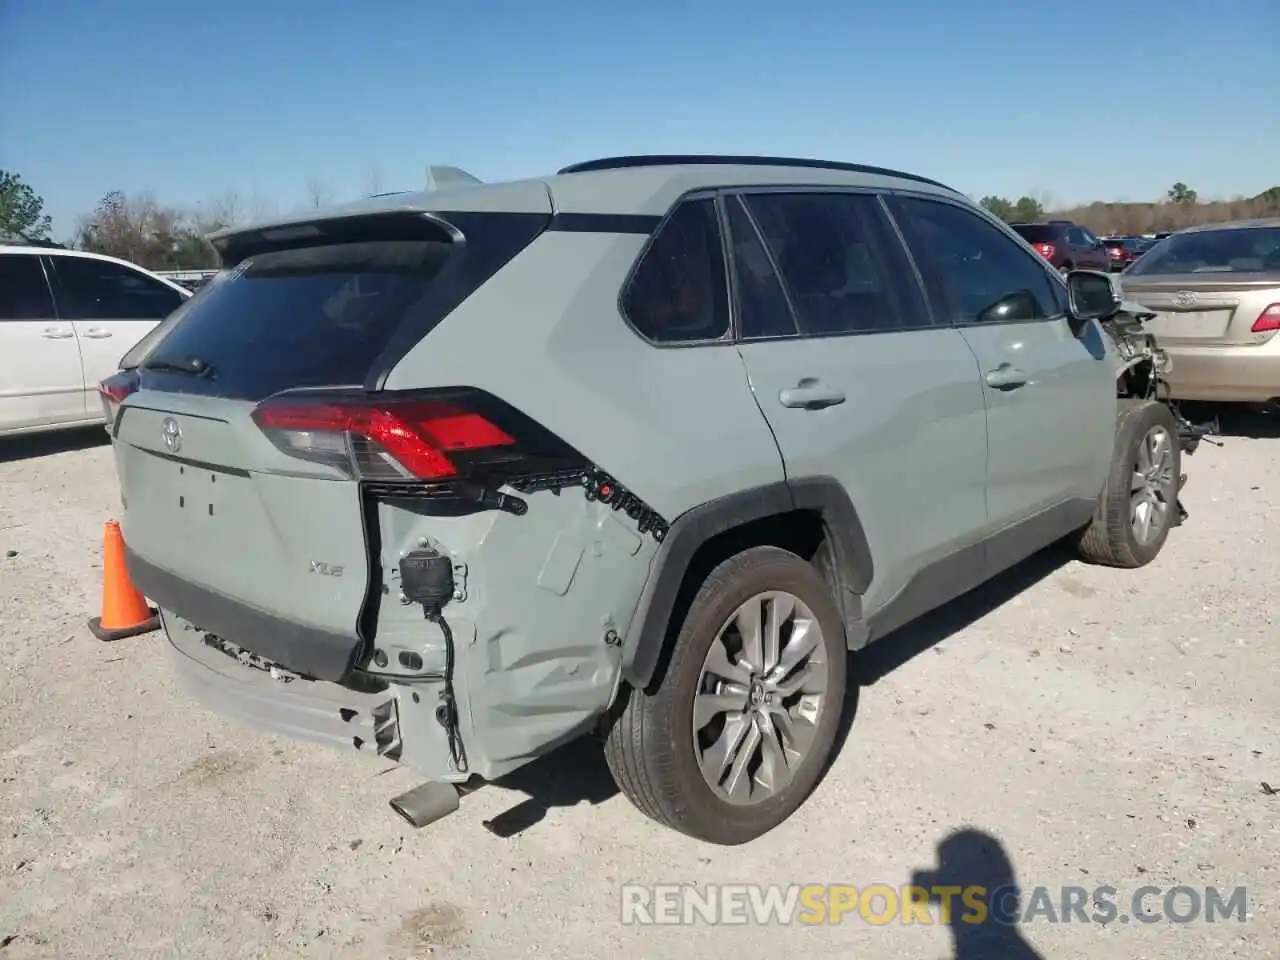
xmin=603 ymin=546 xmax=848 ymax=845
xmin=1074 ymin=400 xmax=1182 ymax=567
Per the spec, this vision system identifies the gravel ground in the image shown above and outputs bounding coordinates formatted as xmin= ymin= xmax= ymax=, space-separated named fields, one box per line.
xmin=1 ymin=414 xmax=1277 ymax=960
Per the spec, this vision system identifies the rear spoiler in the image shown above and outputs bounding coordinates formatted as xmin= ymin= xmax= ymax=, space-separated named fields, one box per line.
xmin=424 ymin=166 xmax=483 ymax=190
xmin=206 ymin=165 xmax=489 ymax=249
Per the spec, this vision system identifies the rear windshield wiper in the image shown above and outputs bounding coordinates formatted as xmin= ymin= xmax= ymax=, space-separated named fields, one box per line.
xmin=142 ymin=355 xmax=216 ymax=377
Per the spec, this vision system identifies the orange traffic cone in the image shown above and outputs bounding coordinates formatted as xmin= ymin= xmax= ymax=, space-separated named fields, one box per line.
xmin=88 ymin=520 xmax=160 ymax=641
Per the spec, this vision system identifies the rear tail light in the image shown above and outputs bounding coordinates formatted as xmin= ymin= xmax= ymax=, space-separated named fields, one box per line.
xmin=251 ymin=388 xmax=585 ymax=485
xmin=252 ymin=387 xmax=670 ymax=538
xmin=1251 ymin=304 xmax=1280 ymax=333
xmin=98 ymin=371 xmax=139 ymax=426
xmin=1033 ymin=242 xmax=1055 ymax=260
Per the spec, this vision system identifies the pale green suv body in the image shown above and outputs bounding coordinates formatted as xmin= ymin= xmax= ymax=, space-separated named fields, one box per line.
xmin=102 ymin=156 xmax=1199 ymax=845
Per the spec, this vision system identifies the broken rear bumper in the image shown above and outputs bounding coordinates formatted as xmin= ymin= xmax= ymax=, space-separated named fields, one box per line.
xmin=160 ymin=608 xmax=470 ymax=782
xmin=162 ymin=609 xmax=399 ymax=756
xmin=126 ymin=547 xmax=362 ymax=682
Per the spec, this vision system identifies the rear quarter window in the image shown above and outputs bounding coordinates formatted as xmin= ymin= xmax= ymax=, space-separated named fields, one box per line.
xmin=621 ymin=198 xmax=731 ymax=344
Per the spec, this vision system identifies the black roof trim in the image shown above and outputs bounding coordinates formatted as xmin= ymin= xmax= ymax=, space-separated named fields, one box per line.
xmin=557 ymin=154 xmax=957 ymax=192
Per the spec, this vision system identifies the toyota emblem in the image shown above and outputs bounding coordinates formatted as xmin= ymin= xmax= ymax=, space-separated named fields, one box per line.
xmin=161 ymin=417 xmax=182 ymax=453
xmin=1173 ymin=290 xmax=1198 ymax=308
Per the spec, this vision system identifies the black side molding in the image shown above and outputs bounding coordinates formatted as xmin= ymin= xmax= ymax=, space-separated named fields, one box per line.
xmin=548 ymin=213 xmax=661 ymax=235
xmin=620 ymin=477 xmax=873 ymax=690
xmin=125 ymin=547 xmax=362 ymax=682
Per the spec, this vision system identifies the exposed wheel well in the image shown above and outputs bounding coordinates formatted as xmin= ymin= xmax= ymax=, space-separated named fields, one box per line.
xmin=1117 ymin=356 xmax=1157 ymax=400
xmin=637 ymin=509 xmax=836 ymax=692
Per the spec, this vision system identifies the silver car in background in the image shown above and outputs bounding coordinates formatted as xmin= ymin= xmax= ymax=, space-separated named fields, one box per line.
xmin=1118 ymin=219 xmax=1280 ymax=404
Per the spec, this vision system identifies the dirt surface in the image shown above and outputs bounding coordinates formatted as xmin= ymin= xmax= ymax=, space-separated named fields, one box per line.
xmin=2 ymin=417 xmax=1277 ymax=960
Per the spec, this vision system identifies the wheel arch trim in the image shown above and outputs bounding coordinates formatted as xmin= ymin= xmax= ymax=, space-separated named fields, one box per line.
xmin=619 ymin=476 xmax=873 ymax=690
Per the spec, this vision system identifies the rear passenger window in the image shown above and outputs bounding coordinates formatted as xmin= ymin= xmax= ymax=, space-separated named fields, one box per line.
xmin=49 ymin=257 xmax=186 ymax=320
xmin=0 ymin=254 xmax=55 ymax=320
xmin=890 ymin=197 xmax=1062 ymax=325
xmin=743 ymin=192 xmax=931 ymax=336
xmin=622 ymin=198 xmax=730 ymax=343
xmin=725 ymin=196 xmax=798 ymax=339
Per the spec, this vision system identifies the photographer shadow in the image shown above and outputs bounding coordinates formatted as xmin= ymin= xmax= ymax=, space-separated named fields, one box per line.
xmin=911 ymin=828 xmax=1045 ymax=960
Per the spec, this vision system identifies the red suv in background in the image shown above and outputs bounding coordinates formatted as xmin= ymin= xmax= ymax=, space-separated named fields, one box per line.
xmin=1010 ymin=221 xmax=1111 ymax=274
xmin=1100 ymin=235 xmax=1156 ymax=272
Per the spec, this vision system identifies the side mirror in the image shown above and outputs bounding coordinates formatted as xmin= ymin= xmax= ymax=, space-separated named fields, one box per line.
xmin=1065 ymin=270 xmax=1120 ymax=326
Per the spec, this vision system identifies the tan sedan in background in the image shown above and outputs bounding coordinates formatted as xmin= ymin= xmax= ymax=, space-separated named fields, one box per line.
xmin=1118 ymin=218 xmax=1280 ymax=404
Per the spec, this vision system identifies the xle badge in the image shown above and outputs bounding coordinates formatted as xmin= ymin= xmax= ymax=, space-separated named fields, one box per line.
xmin=310 ymin=561 xmax=345 ymax=577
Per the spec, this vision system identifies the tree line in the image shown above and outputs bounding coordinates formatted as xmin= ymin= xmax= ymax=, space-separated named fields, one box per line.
xmin=0 ymin=170 xmax=354 ymax=271
xmin=3 ymin=169 xmax=1279 ymax=271
xmin=981 ymin=182 xmax=1280 ymax=236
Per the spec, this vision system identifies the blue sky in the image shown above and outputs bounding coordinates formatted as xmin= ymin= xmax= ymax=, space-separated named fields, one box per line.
xmin=3 ymin=0 xmax=1277 ymax=239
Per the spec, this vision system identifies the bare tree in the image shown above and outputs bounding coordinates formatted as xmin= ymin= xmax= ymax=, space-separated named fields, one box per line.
xmin=363 ymin=165 xmax=387 ymax=197
xmin=246 ymin=189 xmax=278 ymax=222
xmin=200 ymin=188 xmax=244 ymax=231
xmin=76 ymin=190 xmax=187 ymax=268
xmin=305 ymin=177 xmax=334 ymax=209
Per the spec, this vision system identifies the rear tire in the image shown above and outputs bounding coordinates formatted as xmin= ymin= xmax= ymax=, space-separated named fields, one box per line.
xmin=603 ymin=546 xmax=847 ymax=845
xmin=1075 ymin=400 xmax=1181 ymax=568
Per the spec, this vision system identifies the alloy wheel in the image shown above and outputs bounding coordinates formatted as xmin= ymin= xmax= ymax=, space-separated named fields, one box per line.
xmin=1130 ymin=425 xmax=1176 ymax=545
xmin=692 ymin=591 xmax=829 ymax=805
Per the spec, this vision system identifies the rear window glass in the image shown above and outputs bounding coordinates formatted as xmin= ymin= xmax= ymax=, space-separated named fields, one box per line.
xmin=1126 ymin=227 xmax=1280 ymax=276
xmin=1010 ymin=224 xmax=1059 ymax=243
xmin=141 ymin=240 xmax=453 ymax=399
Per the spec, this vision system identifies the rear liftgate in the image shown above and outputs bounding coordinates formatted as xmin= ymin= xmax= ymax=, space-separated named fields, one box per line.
xmin=251 ymin=386 xmax=670 ymax=827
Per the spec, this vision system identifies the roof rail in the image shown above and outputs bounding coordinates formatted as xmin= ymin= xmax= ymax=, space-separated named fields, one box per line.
xmin=556 ymin=154 xmax=957 ymax=192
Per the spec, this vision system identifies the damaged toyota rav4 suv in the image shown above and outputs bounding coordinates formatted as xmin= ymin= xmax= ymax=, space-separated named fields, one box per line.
xmin=100 ymin=156 xmax=1202 ymax=846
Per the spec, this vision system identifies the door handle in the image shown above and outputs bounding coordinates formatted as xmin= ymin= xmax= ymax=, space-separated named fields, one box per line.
xmin=984 ymin=363 xmax=1027 ymax=390
xmin=779 ymin=378 xmax=846 ymax=410
xmin=81 ymin=328 xmax=113 ymax=339
xmin=41 ymin=327 xmax=74 ymax=339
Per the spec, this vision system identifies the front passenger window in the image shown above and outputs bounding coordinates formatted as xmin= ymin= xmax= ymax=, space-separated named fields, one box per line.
xmin=889 ymin=197 xmax=1062 ymax=325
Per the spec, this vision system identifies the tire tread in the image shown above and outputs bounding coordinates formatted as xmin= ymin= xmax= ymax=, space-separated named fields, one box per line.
xmin=603 ymin=545 xmax=846 ymax=844
xmin=1075 ymin=399 xmax=1180 ymax=568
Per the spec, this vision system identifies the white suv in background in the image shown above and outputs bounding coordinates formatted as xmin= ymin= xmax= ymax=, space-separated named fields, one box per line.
xmin=0 ymin=245 xmax=192 ymax=437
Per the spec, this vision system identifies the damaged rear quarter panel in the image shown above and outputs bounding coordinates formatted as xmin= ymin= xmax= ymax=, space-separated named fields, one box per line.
xmin=376 ymin=230 xmax=782 ymax=779
xmin=372 ymin=492 xmax=659 ymax=781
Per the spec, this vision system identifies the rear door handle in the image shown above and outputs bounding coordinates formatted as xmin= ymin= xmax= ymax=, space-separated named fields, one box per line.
xmin=81 ymin=328 xmax=113 ymax=339
xmin=41 ymin=327 xmax=74 ymax=340
xmin=779 ymin=378 xmax=846 ymax=409
xmin=984 ymin=363 xmax=1027 ymax=390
